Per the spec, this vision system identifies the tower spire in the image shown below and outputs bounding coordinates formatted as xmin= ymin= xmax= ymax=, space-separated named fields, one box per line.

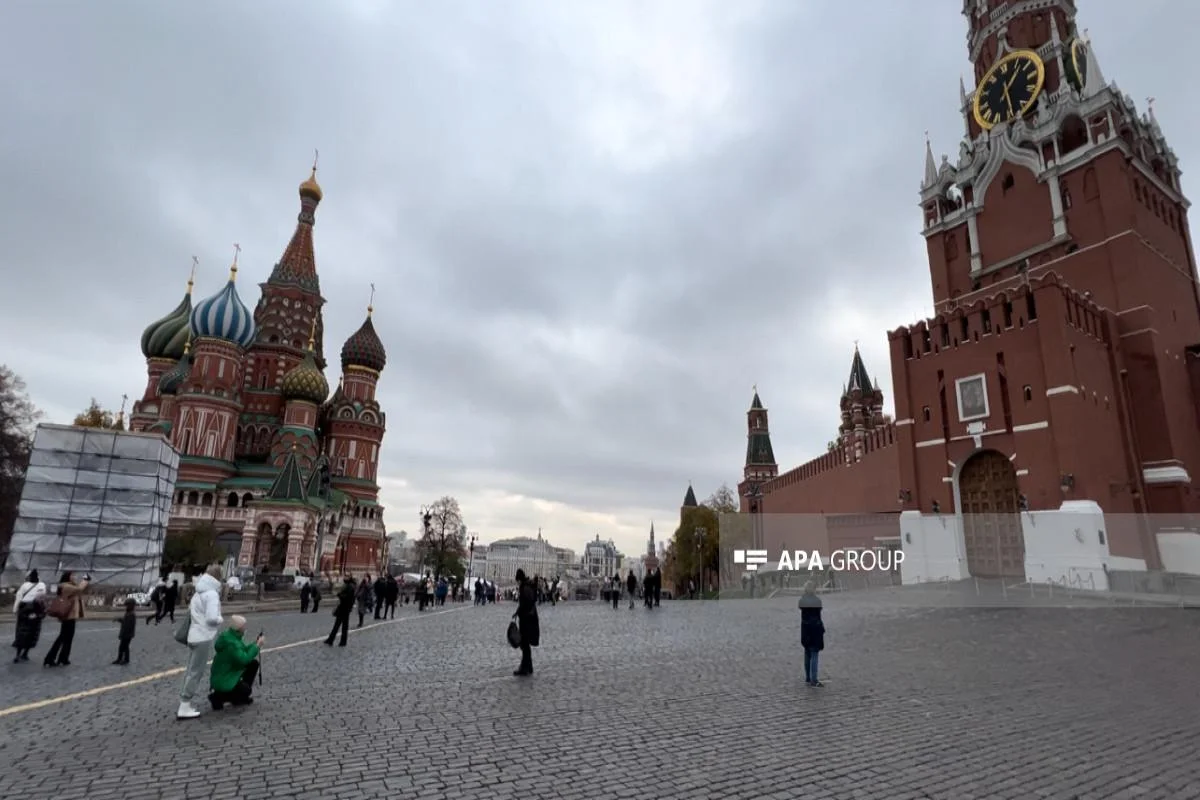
xmin=188 ymin=256 xmax=198 ymax=295
xmin=368 ymin=283 xmax=376 ymax=317
xmin=923 ymin=131 xmax=938 ymax=188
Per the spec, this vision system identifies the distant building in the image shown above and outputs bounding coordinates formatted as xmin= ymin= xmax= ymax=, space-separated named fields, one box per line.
xmin=581 ymin=534 xmax=622 ymax=579
xmin=486 ymin=530 xmax=560 ymax=584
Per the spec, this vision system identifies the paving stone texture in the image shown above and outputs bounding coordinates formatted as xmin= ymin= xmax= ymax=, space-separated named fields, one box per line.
xmin=1 ymin=590 xmax=1198 ymax=800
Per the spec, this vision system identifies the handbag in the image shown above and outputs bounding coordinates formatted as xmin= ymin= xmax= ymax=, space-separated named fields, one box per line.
xmin=173 ymin=613 xmax=191 ymax=645
xmin=46 ymin=595 xmax=72 ymax=620
xmin=506 ymin=619 xmax=522 ymax=649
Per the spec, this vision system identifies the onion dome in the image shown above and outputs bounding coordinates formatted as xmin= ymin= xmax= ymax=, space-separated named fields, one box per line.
xmin=299 ymin=166 xmax=323 ymax=203
xmin=340 ymin=307 xmax=386 ymax=372
xmin=281 ymin=332 xmax=329 ymax=405
xmin=189 ymin=258 xmax=256 ymax=348
xmin=140 ymin=271 xmax=195 ymax=360
xmin=157 ymin=340 xmax=193 ymax=395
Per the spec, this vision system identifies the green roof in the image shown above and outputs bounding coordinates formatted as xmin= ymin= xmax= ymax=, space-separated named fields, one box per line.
xmin=265 ymin=449 xmax=308 ymax=503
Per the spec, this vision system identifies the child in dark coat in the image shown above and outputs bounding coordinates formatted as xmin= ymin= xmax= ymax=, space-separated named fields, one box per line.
xmin=798 ymin=581 xmax=825 ymax=687
xmin=114 ymin=598 xmax=136 ymax=665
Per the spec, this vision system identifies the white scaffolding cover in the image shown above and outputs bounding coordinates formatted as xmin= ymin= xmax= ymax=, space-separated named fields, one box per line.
xmin=2 ymin=424 xmax=180 ymax=590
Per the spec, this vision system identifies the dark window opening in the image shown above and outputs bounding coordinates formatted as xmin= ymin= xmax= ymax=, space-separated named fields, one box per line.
xmin=959 ymin=317 xmax=969 ymax=341
xmin=1023 ymin=385 xmax=1033 ymax=402
xmin=922 ymin=406 xmax=932 ymax=423
xmin=922 ymin=329 xmax=932 ymax=353
xmin=1026 ymin=293 xmax=1038 ymax=321
xmin=1002 ymin=173 xmax=1015 ymax=192
xmin=1003 ymin=301 xmax=1014 ymax=328
xmin=981 ymin=309 xmax=992 ymax=334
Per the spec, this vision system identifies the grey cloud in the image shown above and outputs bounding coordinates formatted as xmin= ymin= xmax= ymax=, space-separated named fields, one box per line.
xmin=2 ymin=0 xmax=1198 ymax=555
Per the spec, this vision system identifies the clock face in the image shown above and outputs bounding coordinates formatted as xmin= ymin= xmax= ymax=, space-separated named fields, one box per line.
xmin=1067 ymin=38 xmax=1088 ymax=91
xmin=972 ymin=50 xmax=1046 ymax=130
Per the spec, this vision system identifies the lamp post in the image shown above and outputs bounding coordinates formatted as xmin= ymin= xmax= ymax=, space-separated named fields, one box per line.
xmin=419 ymin=505 xmax=434 ymax=577
xmin=467 ymin=535 xmax=477 ymax=583
xmin=695 ymin=527 xmax=706 ymax=600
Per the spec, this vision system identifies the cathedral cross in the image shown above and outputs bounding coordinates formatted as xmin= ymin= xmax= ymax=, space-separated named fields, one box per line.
xmin=232 ymin=243 xmax=241 ymax=266
xmin=1147 ymin=97 xmax=1156 ymax=119
xmin=312 ymin=148 xmax=319 ymax=171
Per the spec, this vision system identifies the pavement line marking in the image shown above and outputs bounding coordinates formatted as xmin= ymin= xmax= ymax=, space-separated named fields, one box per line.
xmin=0 ymin=606 xmax=469 ymax=719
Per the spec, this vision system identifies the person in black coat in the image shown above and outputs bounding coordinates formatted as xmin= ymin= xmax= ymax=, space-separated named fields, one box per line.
xmin=299 ymin=582 xmax=312 ymax=613
xmin=324 ymin=577 xmax=357 ymax=647
xmin=163 ymin=580 xmax=179 ymax=623
xmin=798 ymin=581 xmax=825 ymax=687
xmin=512 ymin=569 xmax=540 ymax=676
xmin=310 ymin=582 xmax=321 ymax=613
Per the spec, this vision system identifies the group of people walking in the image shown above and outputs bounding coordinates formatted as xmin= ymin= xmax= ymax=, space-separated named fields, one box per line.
xmin=608 ymin=568 xmax=662 ymax=609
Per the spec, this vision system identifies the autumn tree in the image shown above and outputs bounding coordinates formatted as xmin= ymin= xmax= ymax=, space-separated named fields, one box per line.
xmin=162 ymin=522 xmax=224 ymax=576
xmin=703 ymin=484 xmax=739 ymax=514
xmin=0 ymin=366 xmax=41 ymax=566
xmin=416 ymin=495 xmax=467 ymax=580
xmin=74 ymin=398 xmax=124 ymax=430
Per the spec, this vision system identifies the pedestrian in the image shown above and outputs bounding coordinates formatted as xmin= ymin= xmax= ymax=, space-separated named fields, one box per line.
xmin=300 ymin=581 xmax=311 ymax=613
xmin=113 ymin=597 xmax=136 ymax=665
xmin=384 ymin=575 xmax=398 ymax=619
xmin=355 ymin=576 xmax=371 ymax=628
xmin=798 ymin=580 xmax=825 ymax=687
xmin=611 ymin=573 xmax=620 ymax=609
xmin=177 ymin=565 xmax=224 ymax=720
xmin=147 ymin=577 xmax=166 ymax=625
xmin=11 ymin=569 xmax=47 ymax=663
xmin=208 ymin=615 xmax=263 ymax=710
xmin=310 ymin=582 xmax=321 ymax=613
xmin=373 ymin=575 xmax=387 ymax=619
xmin=43 ymin=571 xmax=89 ymax=668
xmin=325 ymin=576 xmax=356 ymax=647
xmin=626 ymin=571 xmax=637 ymax=610
xmin=511 ymin=569 xmax=540 ymax=677
xmin=164 ymin=580 xmax=179 ymax=622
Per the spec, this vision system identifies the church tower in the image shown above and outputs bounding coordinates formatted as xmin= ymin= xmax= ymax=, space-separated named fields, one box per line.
xmin=239 ymin=165 xmax=328 ymax=462
xmin=743 ymin=389 xmax=778 ymax=483
xmin=172 ymin=251 xmax=256 ymax=480
xmin=324 ymin=303 xmax=388 ymax=501
xmin=131 ymin=262 xmax=194 ymax=433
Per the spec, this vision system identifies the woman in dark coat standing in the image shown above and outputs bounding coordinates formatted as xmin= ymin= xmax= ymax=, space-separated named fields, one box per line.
xmin=512 ymin=569 xmax=540 ymax=676
xmin=798 ymin=581 xmax=825 ymax=687
xmin=12 ymin=570 xmax=47 ymax=663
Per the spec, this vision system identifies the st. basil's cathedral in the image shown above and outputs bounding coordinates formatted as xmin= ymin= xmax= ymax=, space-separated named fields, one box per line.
xmin=128 ymin=167 xmax=390 ymax=577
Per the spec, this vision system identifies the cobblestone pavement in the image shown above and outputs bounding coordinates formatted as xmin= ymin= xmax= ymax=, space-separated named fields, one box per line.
xmin=1 ymin=592 xmax=1198 ymax=800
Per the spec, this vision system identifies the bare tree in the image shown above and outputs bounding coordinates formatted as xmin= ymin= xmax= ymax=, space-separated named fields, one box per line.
xmin=0 ymin=366 xmax=41 ymax=565
xmin=416 ymin=495 xmax=467 ymax=580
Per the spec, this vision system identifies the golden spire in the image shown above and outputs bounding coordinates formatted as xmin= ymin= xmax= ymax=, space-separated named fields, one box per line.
xmin=229 ymin=243 xmax=241 ymax=281
xmin=182 ymin=332 xmax=192 ymax=356
xmin=187 ymin=255 xmax=198 ymax=295
xmin=367 ymin=282 xmax=376 ymax=317
xmin=307 ymin=316 xmax=318 ymax=352
xmin=299 ymin=149 xmax=323 ymax=202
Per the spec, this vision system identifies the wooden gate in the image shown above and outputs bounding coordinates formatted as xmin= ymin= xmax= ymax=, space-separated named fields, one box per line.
xmin=958 ymin=450 xmax=1025 ymax=578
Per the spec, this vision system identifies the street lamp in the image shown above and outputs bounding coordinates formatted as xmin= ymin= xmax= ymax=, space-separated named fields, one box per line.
xmin=695 ymin=527 xmax=706 ymax=600
xmin=467 ymin=534 xmax=477 ymax=582
xmin=419 ymin=505 xmax=434 ymax=576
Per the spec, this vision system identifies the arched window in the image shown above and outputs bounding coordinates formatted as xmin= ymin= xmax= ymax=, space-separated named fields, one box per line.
xmin=227 ymin=492 xmax=239 ymax=507
xmin=187 ymin=491 xmax=199 ymax=505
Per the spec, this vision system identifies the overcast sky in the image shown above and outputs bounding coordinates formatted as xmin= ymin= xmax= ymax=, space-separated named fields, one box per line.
xmin=1 ymin=1 xmax=1195 ymax=557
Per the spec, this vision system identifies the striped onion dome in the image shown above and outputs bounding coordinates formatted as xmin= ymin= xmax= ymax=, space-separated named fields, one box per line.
xmin=281 ymin=348 xmax=329 ymax=405
xmin=140 ymin=287 xmax=193 ymax=360
xmin=189 ymin=267 xmax=256 ymax=348
xmin=157 ymin=343 xmax=193 ymax=395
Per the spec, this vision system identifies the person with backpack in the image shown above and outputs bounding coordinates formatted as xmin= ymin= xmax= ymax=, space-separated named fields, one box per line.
xmin=11 ymin=570 xmax=47 ymax=664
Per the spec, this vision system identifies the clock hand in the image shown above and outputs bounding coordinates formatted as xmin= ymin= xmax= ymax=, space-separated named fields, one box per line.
xmin=1002 ymin=83 xmax=1015 ymax=116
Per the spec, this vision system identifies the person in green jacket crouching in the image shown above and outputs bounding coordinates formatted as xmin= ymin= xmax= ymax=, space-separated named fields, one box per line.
xmin=207 ymin=615 xmax=263 ymax=711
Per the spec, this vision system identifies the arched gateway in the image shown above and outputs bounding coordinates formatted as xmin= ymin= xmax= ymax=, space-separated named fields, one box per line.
xmin=958 ymin=450 xmax=1025 ymax=578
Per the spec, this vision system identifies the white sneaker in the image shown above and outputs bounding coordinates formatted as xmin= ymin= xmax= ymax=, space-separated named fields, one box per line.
xmin=176 ymin=701 xmax=200 ymax=719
